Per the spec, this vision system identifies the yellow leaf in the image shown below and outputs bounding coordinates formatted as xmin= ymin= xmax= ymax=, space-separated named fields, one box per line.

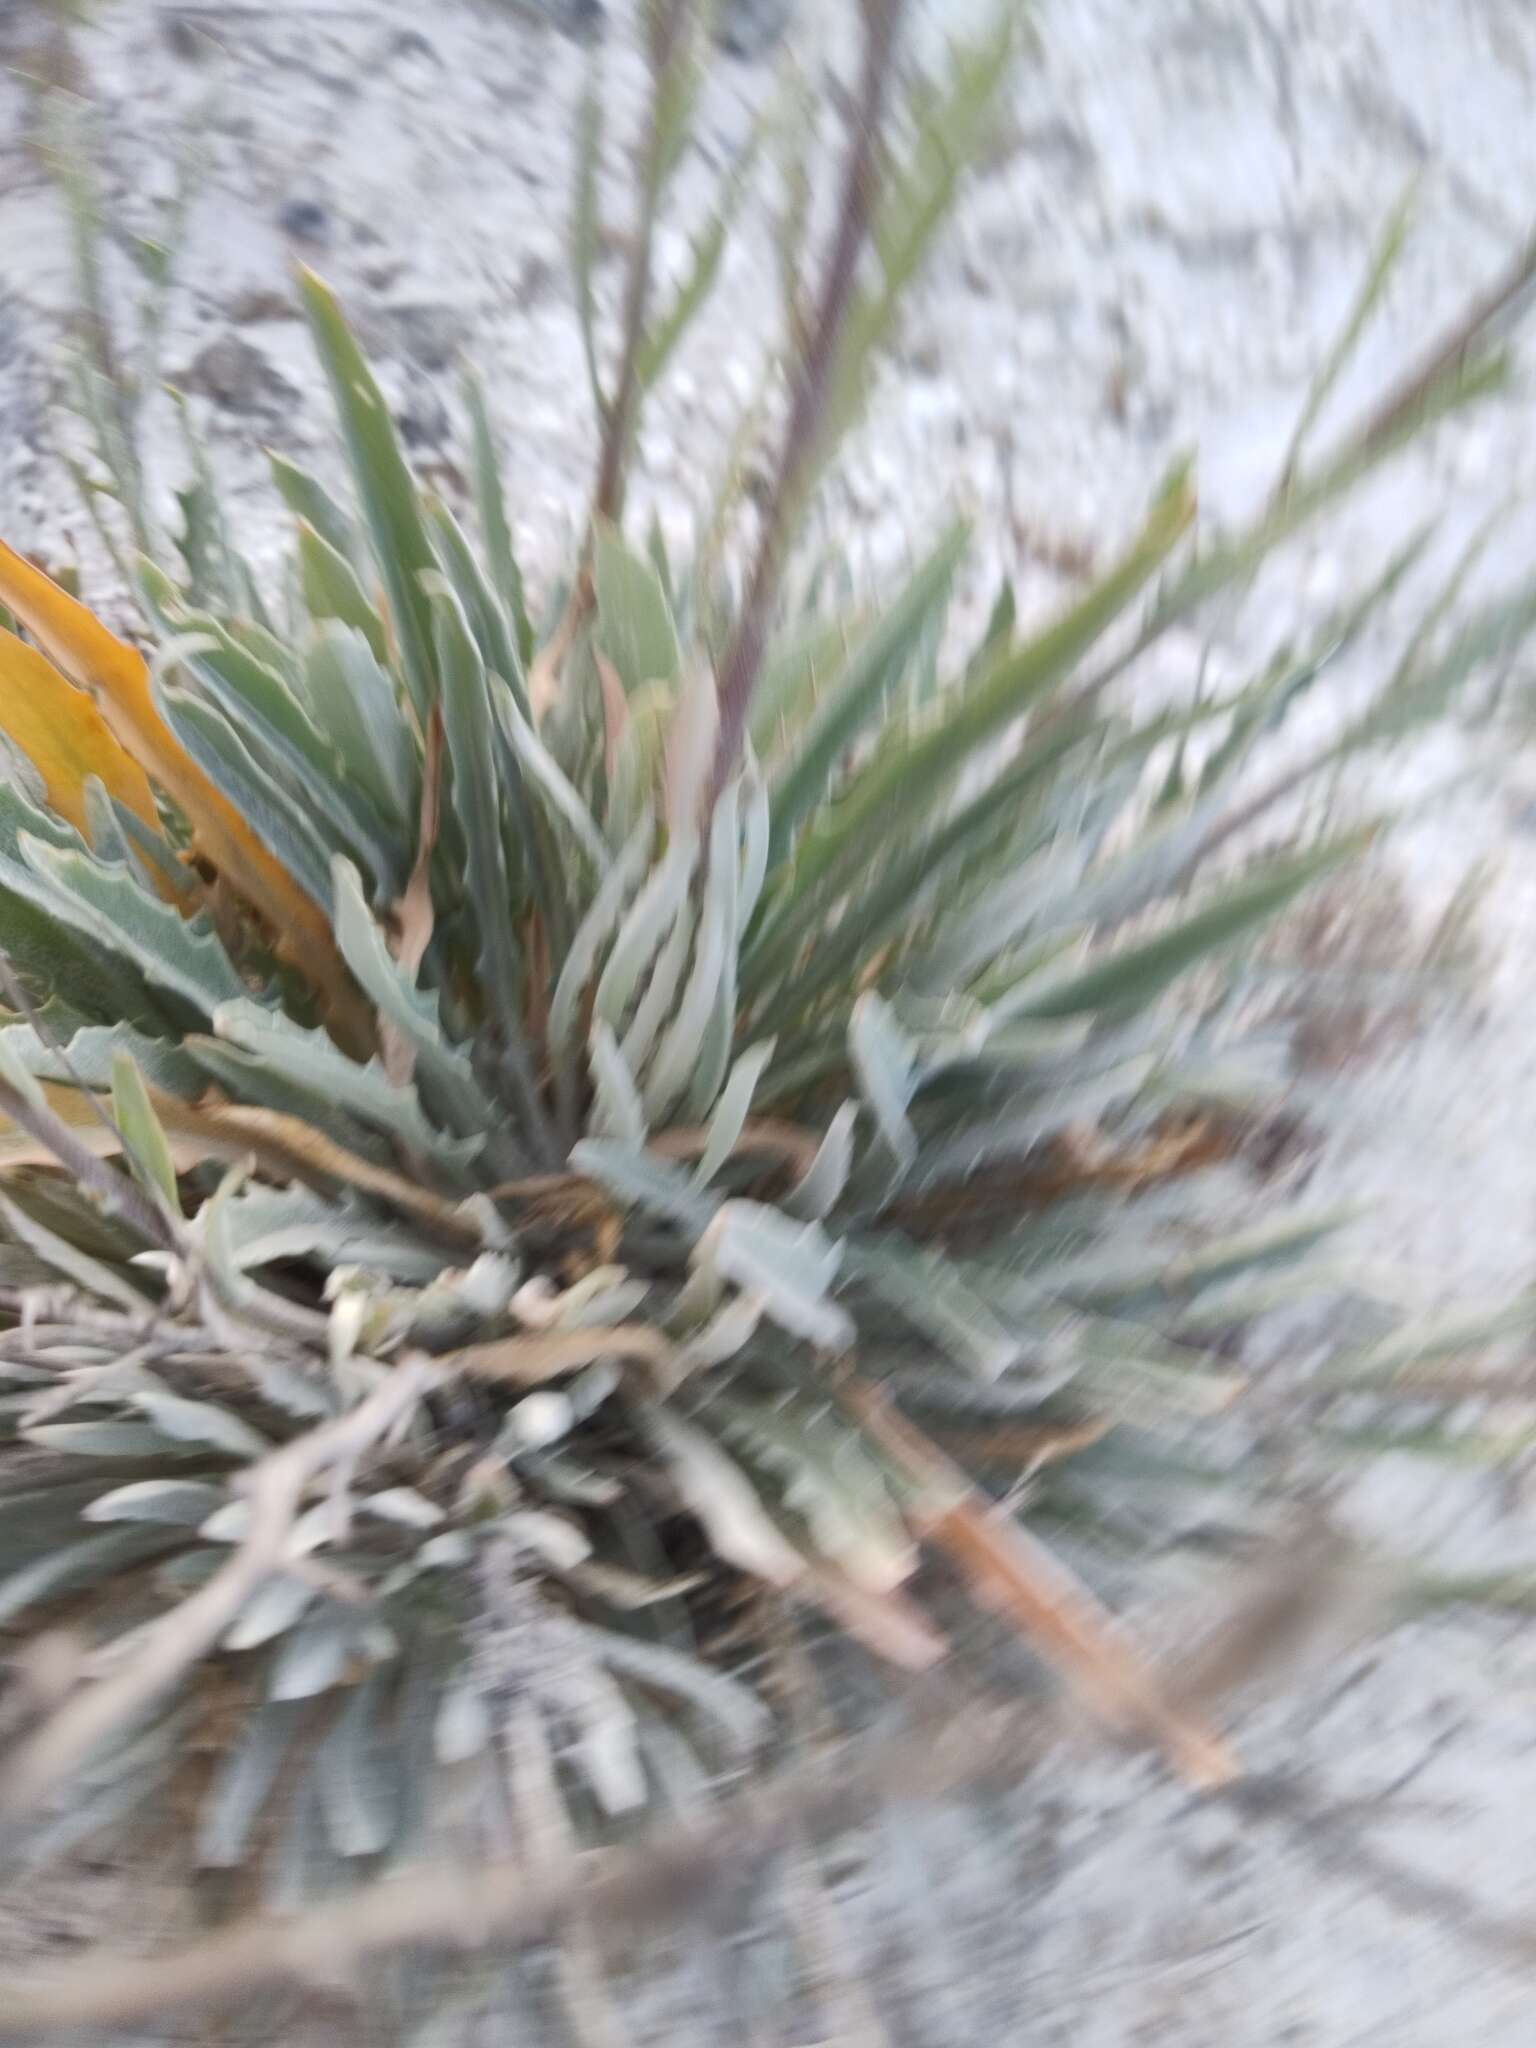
xmin=0 ymin=541 xmax=372 ymax=1053
xmin=0 ymin=625 xmax=158 ymax=841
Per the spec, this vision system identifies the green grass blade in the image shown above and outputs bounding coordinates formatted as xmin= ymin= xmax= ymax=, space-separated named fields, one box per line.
xmin=297 ymin=268 xmax=438 ymax=724
xmin=110 ymin=1050 xmax=180 ymax=1215
xmin=463 ymin=371 xmax=533 ymax=667
xmin=753 ymin=470 xmax=1193 ymax=969
xmin=427 ymin=576 xmax=521 ymax=1018
xmin=297 ymin=520 xmax=387 ymax=661
xmin=1008 ymin=833 xmax=1371 ymax=1022
xmin=303 ymin=624 xmax=419 ymax=831
xmin=593 ymin=521 xmax=682 ymax=695
xmin=572 ymin=62 xmax=609 ymax=425
xmin=269 ymin=451 xmax=362 ymax=566
xmin=767 ymin=523 xmax=968 ymax=863
xmin=1280 ymin=185 xmax=1417 ymax=479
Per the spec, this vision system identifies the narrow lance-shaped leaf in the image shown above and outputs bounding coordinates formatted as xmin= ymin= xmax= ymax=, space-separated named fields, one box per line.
xmin=497 ymin=690 xmax=610 ymax=874
xmin=753 ymin=469 xmax=1195 ymax=973
xmin=767 ymin=522 xmax=967 ymax=861
xmin=1006 ymin=833 xmax=1371 ymax=1022
xmin=296 ymin=268 xmax=439 ymax=725
xmin=588 ymin=1019 xmax=648 ymax=1144
xmin=464 ymin=371 xmax=533 ymax=667
xmin=572 ymin=61 xmax=608 ymax=424
xmin=0 ymin=626 xmax=158 ymax=843
xmin=707 ymin=1200 xmax=854 ymax=1352
xmin=0 ymin=1019 xmax=203 ymax=1096
xmin=12 ymin=831 xmax=246 ymax=1019
xmin=0 ymin=1527 xmax=182 ymax=1629
xmin=619 ymin=882 xmax=694 ymax=1079
xmin=153 ymin=681 xmax=338 ymax=913
xmin=268 ymin=451 xmax=362 ymax=566
xmin=593 ymin=834 xmax=696 ymax=1034
xmin=137 ymin=574 xmax=403 ymax=899
xmin=848 ymin=991 xmax=918 ymax=1172
xmin=1280 ymin=183 xmax=1417 ymax=481
xmin=329 ymin=857 xmax=509 ymax=1156
xmin=645 ymin=1405 xmax=803 ymax=1586
xmin=593 ymin=521 xmax=681 ymax=696
xmin=0 ymin=1186 xmax=151 ymax=1313
xmin=845 ymin=1237 xmax=1020 ymax=1381
xmin=0 ymin=539 xmax=370 ymax=1050
xmin=747 ymin=616 xmax=853 ymax=763
xmin=303 ymin=624 xmax=419 ymax=830
xmin=206 ymin=999 xmax=481 ymax=1176
xmin=297 ymin=520 xmax=388 ymax=661
xmin=111 ymin=1050 xmax=181 ymax=1215
xmin=644 ymin=783 xmax=738 ymax=1120
xmin=693 ymin=1038 xmax=775 ymax=1186
xmin=549 ymin=808 xmax=656 ymax=1060
xmin=784 ymin=1101 xmax=858 ymax=1221
xmin=426 ymin=576 xmax=521 ymax=1025
xmin=423 ymin=495 xmax=528 ymax=714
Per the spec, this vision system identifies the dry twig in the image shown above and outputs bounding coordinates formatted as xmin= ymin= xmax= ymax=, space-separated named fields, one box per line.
xmin=705 ymin=0 xmax=907 ymax=812
xmin=0 ymin=1524 xmax=1409 ymax=2036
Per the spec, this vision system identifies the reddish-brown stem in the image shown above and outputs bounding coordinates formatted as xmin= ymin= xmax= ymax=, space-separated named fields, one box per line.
xmin=704 ymin=0 xmax=906 ymax=816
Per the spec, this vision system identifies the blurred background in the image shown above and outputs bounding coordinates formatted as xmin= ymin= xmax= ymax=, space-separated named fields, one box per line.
xmin=2 ymin=2 xmax=1535 ymax=2041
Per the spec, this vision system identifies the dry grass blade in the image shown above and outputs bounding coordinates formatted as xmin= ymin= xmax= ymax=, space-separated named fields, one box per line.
xmin=453 ymin=1322 xmax=678 ymax=1387
xmin=845 ymin=1384 xmax=1237 ymax=1788
xmin=487 ymin=1117 xmax=824 ymax=1208
xmin=1336 ymin=225 xmax=1536 ymax=469
xmin=799 ymin=1559 xmax=948 ymax=1671
xmin=150 ymin=1097 xmax=484 ymax=1245
xmin=0 ymin=1089 xmax=483 ymax=1247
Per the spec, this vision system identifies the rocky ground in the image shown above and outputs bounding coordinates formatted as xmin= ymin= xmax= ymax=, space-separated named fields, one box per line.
xmin=3 ymin=0 xmax=1536 ymax=2041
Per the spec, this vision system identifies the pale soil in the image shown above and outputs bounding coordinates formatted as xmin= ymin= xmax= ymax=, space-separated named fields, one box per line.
xmin=2 ymin=0 xmax=1536 ymax=2041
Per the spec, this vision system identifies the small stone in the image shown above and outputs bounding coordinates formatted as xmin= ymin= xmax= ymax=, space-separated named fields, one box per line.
xmin=177 ymin=334 xmax=294 ymax=413
xmin=716 ymin=0 xmax=794 ymax=59
xmin=161 ymin=13 xmax=208 ymax=62
xmin=389 ymin=28 xmax=439 ymax=62
xmin=380 ymin=301 xmax=469 ymax=373
xmin=394 ymin=376 xmax=451 ymax=449
xmin=515 ymin=251 xmax=557 ymax=308
xmin=278 ymin=198 xmax=331 ymax=246
xmin=517 ymin=0 xmax=606 ymax=40
xmin=226 ymin=286 xmax=295 ymax=326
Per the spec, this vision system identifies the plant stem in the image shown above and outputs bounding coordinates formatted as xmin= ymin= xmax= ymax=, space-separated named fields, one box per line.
xmin=592 ymin=0 xmax=695 ymax=526
xmin=1339 ymin=226 xmax=1536 ymax=471
xmin=704 ymin=0 xmax=907 ymax=816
